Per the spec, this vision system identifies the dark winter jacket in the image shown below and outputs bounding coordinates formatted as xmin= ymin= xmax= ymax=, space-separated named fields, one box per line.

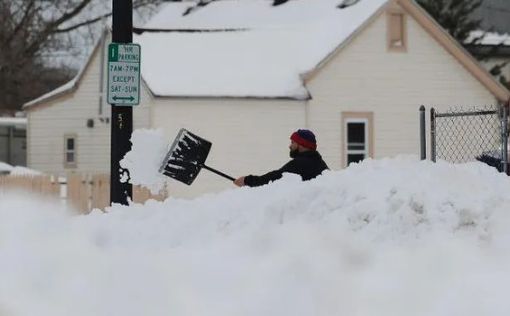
xmin=244 ymin=150 xmax=329 ymax=187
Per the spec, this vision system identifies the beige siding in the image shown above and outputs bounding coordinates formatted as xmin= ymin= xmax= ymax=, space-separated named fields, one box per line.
xmin=306 ymin=5 xmax=498 ymax=168
xmin=27 ymin=38 xmax=151 ymax=175
xmin=152 ymin=98 xmax=304 ymax=198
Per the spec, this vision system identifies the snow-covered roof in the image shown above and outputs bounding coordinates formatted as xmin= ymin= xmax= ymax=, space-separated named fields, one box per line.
xmin=24 ymin=79 xmax=78 ymax=109
xmin=25 ymin=0 xmax=391 ymax=105
xmin=0 ymin=117 xmax=27 ymax=128
xmin=134 ymin=0 xmax=388 ymax=99
xmin=467 ymin=31 xmax=510 ymax=46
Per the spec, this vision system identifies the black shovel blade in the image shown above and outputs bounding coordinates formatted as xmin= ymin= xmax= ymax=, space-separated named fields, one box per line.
xmin=158 ymin=128 xmax=212 ymax=185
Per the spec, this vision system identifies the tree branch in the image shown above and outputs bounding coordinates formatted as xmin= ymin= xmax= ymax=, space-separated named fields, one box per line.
xmin=54 ymin=0 xmax=160 ymax=33
xmin=55 ymin=12 xmax=110 ymax=33
xmin=23 ymin=0 xmax=94 ymax=58
xmin=5 ymin=1 xmax=37 ymax=46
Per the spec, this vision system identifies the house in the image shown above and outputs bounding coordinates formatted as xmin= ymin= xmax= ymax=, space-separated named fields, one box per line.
xmin=24 ymin=0 xmax=510 ymax=198
xmin=0 ymin=117 xmax=27 ymax=167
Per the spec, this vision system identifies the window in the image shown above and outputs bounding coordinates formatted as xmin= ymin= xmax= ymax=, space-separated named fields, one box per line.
xmin=342 ymin=112 xmax=373 ymax=167
xmin=64 ymin=135 xmax=77 ymax=168
xmin=346 ymin=119 xmax=368 ymax=165
xmin=387 ymin=10 xmax=406 ymax=51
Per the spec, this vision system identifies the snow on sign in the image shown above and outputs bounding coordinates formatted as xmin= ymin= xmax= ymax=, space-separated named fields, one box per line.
xmin=107 ymin=43 xmax=141 ymax=106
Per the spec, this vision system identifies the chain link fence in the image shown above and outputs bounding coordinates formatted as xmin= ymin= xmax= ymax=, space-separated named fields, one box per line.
xmin=421 ymin=104 xmax=508 ymax=174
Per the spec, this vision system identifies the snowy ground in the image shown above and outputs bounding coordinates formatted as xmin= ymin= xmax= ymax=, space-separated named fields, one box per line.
xmin=1 ymin=155 xmax=510 ymax=315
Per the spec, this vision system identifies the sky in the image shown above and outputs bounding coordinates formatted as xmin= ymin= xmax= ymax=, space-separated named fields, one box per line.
xmin=1 ymin=131 xmax=510 ymax=315
xmin=44 ymin=0 xmax=158 ymax=70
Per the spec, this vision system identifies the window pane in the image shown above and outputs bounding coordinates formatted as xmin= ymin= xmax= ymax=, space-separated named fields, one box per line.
xmin=13 ymin=130 xmax=26 ymax=137
xmin=347 ymin=122 xmax=365 ymax=143
xmin=347 ymin=154 xmax=365 ymax=165
xmin=0 ymin=138 xmax=7 ymax=161
xmin=67 ymin=138 xmax=75 ymax=150
xmin=66 ymin=152 xmax=75 ymax=163
xmin=390 ymin=13 xmax=403 ymax=46
xmin=347 ymin=143 xmax=365 ymax=151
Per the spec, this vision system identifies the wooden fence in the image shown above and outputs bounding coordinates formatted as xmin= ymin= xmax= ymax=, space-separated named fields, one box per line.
xmin=0 ymin=173 xmax=168 ymax=214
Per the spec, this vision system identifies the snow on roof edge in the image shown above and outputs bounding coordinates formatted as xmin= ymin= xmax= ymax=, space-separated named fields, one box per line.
xmin=0 ymin=117 xmax=27 ymax=127
xmin=149 ymin=92 xmax=311 ymax=100
xmin=23 ymin=78 xmax=78 ymax=110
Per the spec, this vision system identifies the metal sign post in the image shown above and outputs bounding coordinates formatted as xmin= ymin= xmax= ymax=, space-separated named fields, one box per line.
xmin=110 ymin=0 xmax=134 ymax=205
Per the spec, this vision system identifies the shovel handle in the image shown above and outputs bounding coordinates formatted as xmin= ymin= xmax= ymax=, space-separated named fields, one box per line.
xmin=201 ymin=164 xmax=235 ymax=182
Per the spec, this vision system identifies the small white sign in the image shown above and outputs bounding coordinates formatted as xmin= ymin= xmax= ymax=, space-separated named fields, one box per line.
xmin=107 ymin=43 xmax=141 ymax=106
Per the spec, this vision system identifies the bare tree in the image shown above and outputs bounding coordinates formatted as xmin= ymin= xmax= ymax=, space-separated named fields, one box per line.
xmin=0 ymin=0 xmax=162 ymax=114
xmin=417 ymin=0 xmax=483 ymax=43
xmin=417 ymin=0 xmax=509 ymax=89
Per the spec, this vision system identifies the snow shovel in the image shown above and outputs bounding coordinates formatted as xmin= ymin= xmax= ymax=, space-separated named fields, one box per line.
xmin=158 ymin=128 xmax=235 ymax=185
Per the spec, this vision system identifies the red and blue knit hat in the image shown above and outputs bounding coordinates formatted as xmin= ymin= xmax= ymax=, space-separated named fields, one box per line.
xmin=290 ymin=129 xmax=317 ymax=150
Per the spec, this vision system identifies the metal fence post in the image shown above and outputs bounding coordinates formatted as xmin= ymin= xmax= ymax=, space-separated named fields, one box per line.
xmin=7 ymin=126 xmax=13 ymax=165
xmin=430 ymin=107 xmax=436 ymax=162
xmin=419 ymin=105 xmax=426 ymax=160
xmin=502 ymin=104 xmax=508 ymax=175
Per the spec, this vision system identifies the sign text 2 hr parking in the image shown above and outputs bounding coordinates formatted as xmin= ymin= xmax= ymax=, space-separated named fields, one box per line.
xmin=107 ymin=43 xmax=141 ymax=106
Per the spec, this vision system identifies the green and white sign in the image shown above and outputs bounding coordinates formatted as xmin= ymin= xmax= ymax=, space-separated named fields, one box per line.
xmin=107 ymin=43 xmax=141 ymax=106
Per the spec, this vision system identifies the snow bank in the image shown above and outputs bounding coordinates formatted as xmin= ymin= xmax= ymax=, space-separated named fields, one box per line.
xmin=0 ymin=162 xmax=13 ymax=174
xmin=1 ymin=157 xmax=510 ymax=315
xmin=120 ymin=128 xmax=168 ymax=194
xmin=0 ymin=163 xmax=41 ymax=176
xmin=9 ymin=166 xmax=43 ymax=176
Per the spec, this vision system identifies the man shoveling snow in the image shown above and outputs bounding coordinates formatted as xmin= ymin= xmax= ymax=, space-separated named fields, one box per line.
xmin=234 ymin=129 xmax=329 ymax=187
xmin=159 ymin=128 xmax=328 ymax=188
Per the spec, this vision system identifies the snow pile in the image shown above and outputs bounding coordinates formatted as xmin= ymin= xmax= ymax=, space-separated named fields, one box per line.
xmin=9 ymin=166 xmax=43 ymax=176
xmin=0 ymin=162 xmax=41 ymax=176
xmin=1 ymin=157 xmax=510 ymax=315
xmin=120 ymin=128 xmax=169 ymax=194
xmin=0 ymin=162 xmax=13 ymax=174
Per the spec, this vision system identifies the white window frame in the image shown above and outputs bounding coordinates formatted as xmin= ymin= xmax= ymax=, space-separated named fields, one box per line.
xmin=344 ymin=118 xmax=369 ymax=166
xmin=64 ymin=134 xmax=77 ymax=168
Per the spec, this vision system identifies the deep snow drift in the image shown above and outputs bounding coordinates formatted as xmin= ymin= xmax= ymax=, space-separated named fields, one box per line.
xmin=1 ymin=156 xmax=510 ymax=316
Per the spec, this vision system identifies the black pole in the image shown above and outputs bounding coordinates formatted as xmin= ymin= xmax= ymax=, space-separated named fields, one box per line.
xmin=7 ymin=126 xmax=13 ymax=164
xmin=201 ymin=164 xmax=236 ymax=182
xmin=430 ymin=108 xmax=436 ymax=163
xmin=501 ymin=103 xmax=508 ymax=175
xmin=110 ymin=0 xmax=133 ymax=205
xmin=419 ymin=105 xmax=426 ymax=160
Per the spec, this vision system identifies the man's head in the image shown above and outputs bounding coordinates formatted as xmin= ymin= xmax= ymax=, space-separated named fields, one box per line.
xmin=289 ymin=129 xmax=317 ymax=157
